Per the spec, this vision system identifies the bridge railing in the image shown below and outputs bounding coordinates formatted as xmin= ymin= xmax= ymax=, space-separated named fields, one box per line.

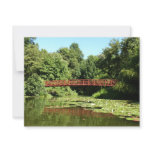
xmin=45 ymin=79 xmax=117 ymax=87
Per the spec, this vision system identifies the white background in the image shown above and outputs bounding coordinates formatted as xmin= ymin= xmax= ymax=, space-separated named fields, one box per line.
xmin=0 ymin=0 xmax=151 ymax=152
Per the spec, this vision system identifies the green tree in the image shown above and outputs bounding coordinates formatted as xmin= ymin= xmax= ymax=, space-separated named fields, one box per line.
xmin=97 ymin=39 xmax=121 ymax=78
xmin=69 ymin=43 xmax=84 ymax=62
xmin=25 ymin=73 xmax=47 ymax=96
xmin=114 ymin=38 xmax=139 ymax=99
xmin=24 ymin=37 xmax=36 ymax=46
xmin=94 ymin=38 xmax=139 ymax=100
xmin=57 ymin=43 xmax=84 ymax=79
xmin=39 ymin=52 xmax=71 ymax=80
xmin=24 ymin=43 xmax=42 ymax=80
xmin=80 ymin=55 xmax=99 ymax=79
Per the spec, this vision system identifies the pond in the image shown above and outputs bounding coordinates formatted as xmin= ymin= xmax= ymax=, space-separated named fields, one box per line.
xmin=24 ymin=96 xmax=139 ymax=126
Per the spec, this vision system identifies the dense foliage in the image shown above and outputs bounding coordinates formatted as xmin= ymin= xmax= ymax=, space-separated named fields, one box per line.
xmin=24 ymin=37 xmax=139 ymax=100
xmin=94 ymin=38 xmax=139 ymax=100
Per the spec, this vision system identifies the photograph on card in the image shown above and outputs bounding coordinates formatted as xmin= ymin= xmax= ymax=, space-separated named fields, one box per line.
xmin=24 ymin=37 xmax=140 ymax=126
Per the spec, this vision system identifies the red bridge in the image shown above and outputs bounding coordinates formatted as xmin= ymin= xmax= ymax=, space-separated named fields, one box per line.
xmin=45 ymin=79 xmax=117 ymax=87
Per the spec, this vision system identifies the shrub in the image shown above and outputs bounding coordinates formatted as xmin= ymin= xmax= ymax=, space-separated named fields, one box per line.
xmin=25 ymin=73 xmax=47 ymax=96
xmin=46 ymin=86 xmax=78 ymax=97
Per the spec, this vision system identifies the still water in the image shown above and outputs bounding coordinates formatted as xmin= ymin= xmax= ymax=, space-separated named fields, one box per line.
xmin=24 ymin=97 xmax=139 ymax=126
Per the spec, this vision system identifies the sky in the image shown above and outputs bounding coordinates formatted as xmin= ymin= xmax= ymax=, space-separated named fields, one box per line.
xmin=34 ymin=37 xmax=123 ymax=59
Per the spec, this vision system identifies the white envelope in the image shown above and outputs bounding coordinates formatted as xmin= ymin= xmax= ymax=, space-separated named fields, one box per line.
xmin=12 ymin=26 xmax=131 ymax=118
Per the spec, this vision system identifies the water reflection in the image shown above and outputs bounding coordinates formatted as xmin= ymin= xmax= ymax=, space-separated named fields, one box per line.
xmin=44 ymin=107 xmax=114 ymax=118
xmin=24 ymin=97 xmax=139 ymax=126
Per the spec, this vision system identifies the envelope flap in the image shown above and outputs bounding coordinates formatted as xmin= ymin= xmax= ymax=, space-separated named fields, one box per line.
xmin=13 ymin=27 xmax=24 ymax=71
